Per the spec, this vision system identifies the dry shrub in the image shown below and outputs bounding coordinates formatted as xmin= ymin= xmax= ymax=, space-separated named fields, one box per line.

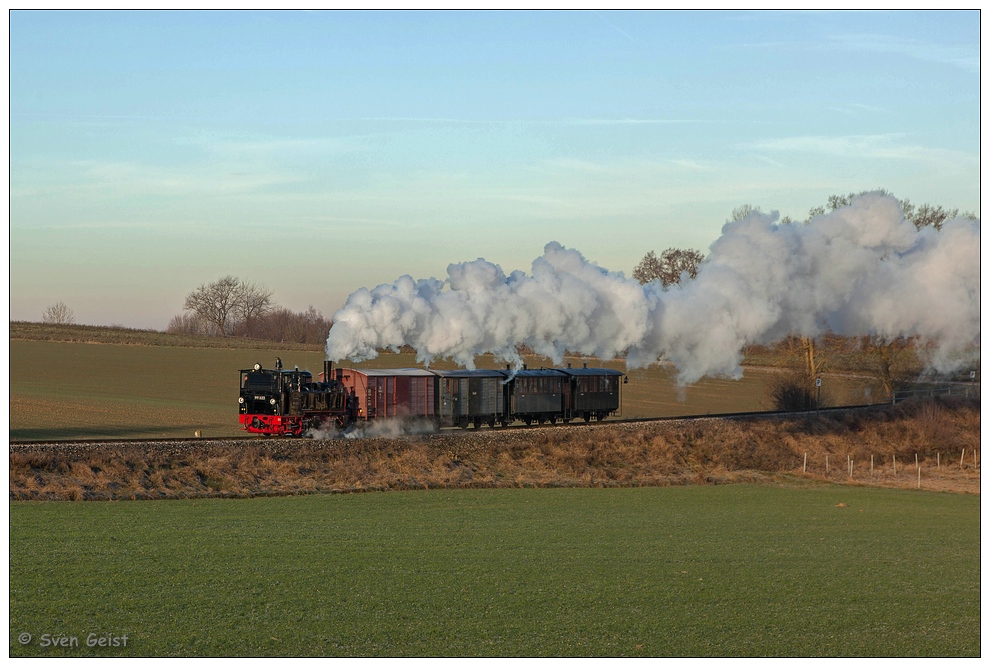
xmin=769 ymin=372 xmax=817 ymax=411
xmin=916 ymin=398 xmax=948 ymax=448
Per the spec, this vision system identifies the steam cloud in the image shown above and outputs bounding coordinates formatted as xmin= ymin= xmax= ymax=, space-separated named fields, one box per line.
xmin=306 ymin=418 xmax=437 ymax=440
xmin=326 ymin=194 xmax=980 ymax=384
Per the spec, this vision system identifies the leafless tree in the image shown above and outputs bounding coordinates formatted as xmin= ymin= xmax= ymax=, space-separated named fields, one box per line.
xmin=729 ymin=204 xmax=763 ymax=222
xmin=803 ymin=189 xmax=976 ymax=229
xmin=42 ymin=301 xmax=75 ymax=326
xmin=183 ymin=275 xmax=273 ymax=336
xmin=861 ymin=335 xmax=913 ymax=399
xmin=632 ymin=248 xmax=705 ymax=287
xmin=166 ymin=312 xmax=211 ymax=336
xmin=906 ymin=203 xmax=976 ymax=231
xmin=237 ymin=305 xmax=333 ymax=345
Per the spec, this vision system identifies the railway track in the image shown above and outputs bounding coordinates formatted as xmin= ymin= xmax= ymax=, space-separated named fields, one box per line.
xmin=9 ymin=403 xmax=890 ymax=449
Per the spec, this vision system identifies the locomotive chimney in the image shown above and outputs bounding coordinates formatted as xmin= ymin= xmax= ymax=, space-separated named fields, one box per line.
xmin=583 ymin=362 xmax=587 ymax=368
xmin=324 ymin=360 xmax=332 ymax=383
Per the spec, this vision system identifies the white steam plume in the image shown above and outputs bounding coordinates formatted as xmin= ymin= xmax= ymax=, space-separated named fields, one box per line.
xmin=326 ymin=194 xmax=980 ymax=383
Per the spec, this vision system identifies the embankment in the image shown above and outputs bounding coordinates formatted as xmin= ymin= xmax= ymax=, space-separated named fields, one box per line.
xmin=9 ymin=397 xmax=980 ymax=501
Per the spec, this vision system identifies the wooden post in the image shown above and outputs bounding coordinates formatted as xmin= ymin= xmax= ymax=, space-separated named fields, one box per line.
xmin=871 ymin=454 xmax=874 ymax=476
xmin=917 ymin=464 xmax=921 ymax=489
xmin=915 ymin=453 xmax=919 ymax=472
xmin=803 ymin=452 xmax=807 ymax=474
xmin=937 ymin=452 xmax=940 ymax=469
xmin=961 ymin=449 xmax=965 ymax=468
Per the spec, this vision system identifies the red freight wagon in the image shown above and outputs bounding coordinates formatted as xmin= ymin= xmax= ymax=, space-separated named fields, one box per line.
xmin=334 ymin=368 xmax=436 ymax=421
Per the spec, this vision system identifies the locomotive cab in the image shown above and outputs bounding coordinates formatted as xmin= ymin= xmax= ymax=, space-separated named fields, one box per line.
xmin=239 ymin=365 xmax=281 ymax=416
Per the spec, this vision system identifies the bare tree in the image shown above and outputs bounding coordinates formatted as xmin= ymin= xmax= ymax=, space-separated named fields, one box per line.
xmin=803 ymin=189 xmax=976 ymax=229
xmin=42 ymin=302 xmax=75 ymax=326
xmin=632 ymin=248 xmax=704 ymax=287
xmin=729 ymin=204 xmax=763 ymax=222
xmin=236 ymin=279 xmax=275 ymax=322
xmin=906 ymin=203 xmax=976 ymax=231
xmin=166 ymin=312 xmax=211 ymax=336
xmin=183 ymin=276 xmax=273 ymax=336
xmin=632 ymin=251 xmax=661 ymax=285
xmin=800 ymin=336 xmax=828 ymax=405
xmin=237 ymin=305 xmax=333 ymax=344
xmin=769 ymin=334 xmax=833 ymax=410
xmin=861 ymin=335 xmax=913 ymax=399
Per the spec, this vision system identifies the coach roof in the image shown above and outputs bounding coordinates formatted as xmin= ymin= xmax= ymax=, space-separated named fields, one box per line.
xmin=339 ymin=368 xmax=435 ymax=377
xmin=556 ymin=367 xmax=625 ymax=377
xmin=429 ymin=369 xmax=507 ymax=378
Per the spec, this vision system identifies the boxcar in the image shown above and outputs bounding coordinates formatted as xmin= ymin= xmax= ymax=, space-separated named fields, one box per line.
xmin=430 ymin=369 xmax=507 ymax=428
xmin=334 ymin=368 xmax=436 ymax=421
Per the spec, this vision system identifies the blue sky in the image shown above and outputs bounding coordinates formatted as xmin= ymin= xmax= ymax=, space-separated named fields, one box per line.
xmin=9 ymin=10 xmax=980 ymax=329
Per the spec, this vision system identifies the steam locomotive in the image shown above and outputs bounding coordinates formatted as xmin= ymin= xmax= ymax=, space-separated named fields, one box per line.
xmin=238 ymin=358 xmax=624 ymax=436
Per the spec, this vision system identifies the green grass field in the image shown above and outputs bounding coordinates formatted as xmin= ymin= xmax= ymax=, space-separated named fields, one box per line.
xmin=9 ymin=485 xmax=979 ymax=657
xmin=10 ymin=340 xmax=884 ymax=441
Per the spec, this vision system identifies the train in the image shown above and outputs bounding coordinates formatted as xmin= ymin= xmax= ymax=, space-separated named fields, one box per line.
xmin=238 ymin=358 xmax=625 ymax=436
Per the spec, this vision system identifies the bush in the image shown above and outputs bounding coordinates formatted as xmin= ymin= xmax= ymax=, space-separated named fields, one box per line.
xmin=769 ymin=373 xmax=819 ymax=411
xmin=166 ymin=306 xmax=333 ymax=345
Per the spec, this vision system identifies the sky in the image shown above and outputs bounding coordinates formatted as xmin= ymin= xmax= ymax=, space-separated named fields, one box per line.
xmin=8 ymin=9 xmax=981 ymax=330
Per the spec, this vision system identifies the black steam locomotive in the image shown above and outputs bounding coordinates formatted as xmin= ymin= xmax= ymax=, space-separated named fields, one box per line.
xmin=238 ymin=359 xmax=350 ymax=436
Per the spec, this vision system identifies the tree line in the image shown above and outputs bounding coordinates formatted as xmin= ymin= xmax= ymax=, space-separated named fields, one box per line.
xmin=632 ymin=189 xmax=975 ymax=291
xmin=167 ymin=275 xmax=332 ymax=346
